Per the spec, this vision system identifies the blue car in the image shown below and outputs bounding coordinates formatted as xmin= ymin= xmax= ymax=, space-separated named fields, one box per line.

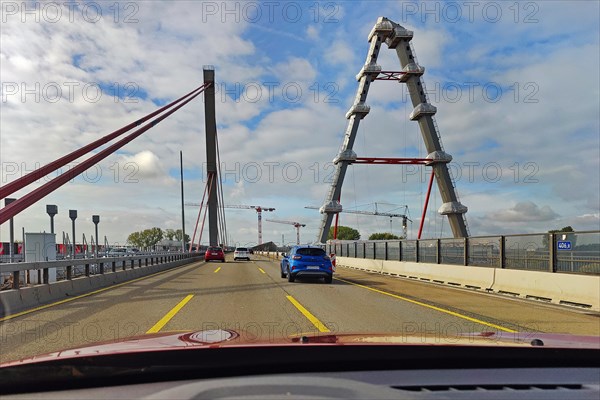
xmin=280 ymin=246 xmax=333 ymax=283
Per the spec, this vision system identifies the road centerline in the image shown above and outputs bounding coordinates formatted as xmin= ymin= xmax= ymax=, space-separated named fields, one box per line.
xmin=146 ymin=294 xmax=194 ymax=334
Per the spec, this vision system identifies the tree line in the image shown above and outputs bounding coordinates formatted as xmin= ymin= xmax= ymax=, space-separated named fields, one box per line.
xmin=327 ymin=226 xmax=402 ymax=241
xmin=126 ymin=228 xmax=190 ymax=249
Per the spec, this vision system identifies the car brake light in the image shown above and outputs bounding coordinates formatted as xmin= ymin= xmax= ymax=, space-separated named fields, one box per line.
xmin=292 ymin=255 xmax=302 ymax=260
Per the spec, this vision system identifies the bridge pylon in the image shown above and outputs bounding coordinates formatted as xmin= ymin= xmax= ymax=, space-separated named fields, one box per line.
xmin=203 ymin=66 xmax=219 ymax=247
xmin=317 ymin=17 xmax=469 ymax=243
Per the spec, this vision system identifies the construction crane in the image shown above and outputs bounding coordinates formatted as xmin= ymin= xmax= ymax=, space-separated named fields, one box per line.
xmin=185 ymin=203 xmax=275 ymax=245
xmin=265 ymin=219 xmax=306 ymax=245
xmin=305 ymin=204 xmax=411 ymax=239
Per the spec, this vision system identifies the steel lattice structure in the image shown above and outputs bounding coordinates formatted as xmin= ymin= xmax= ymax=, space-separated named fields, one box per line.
xmin=317 ymin=17 xmax=469 ymax=243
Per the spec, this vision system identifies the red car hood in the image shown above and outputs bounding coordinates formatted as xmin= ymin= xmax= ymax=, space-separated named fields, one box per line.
xmin=2 ymin=329 xmax=599 ymax=367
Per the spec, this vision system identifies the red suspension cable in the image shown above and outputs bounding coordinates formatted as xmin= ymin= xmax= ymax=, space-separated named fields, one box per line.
xmin=333 ymin=194 xmax=340 ymax=240
xmin=417 ymin=169 xmax=435 ymax=239
xmin=0 ymin=86 xmax=209 ymax=225
xmin=189 ymin=174 xmax=211 ymax=252
xmin=196 ymin=172 xmax=215 ymax=250
xmin=0 ymin=84 xmax=208 ymax=200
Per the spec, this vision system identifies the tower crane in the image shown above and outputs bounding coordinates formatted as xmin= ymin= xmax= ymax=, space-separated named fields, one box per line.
xmin=185 ymin=203 xmax=275 ymax=245
xmin=265 ymin=219 xmax=306 ymax=245
xmin=305 ymin=204 xmax=411 ymax=239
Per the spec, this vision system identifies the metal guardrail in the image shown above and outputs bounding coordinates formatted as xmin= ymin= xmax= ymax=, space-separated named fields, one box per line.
xmin=0 ymin=252 xmax=202 ymax=290
xmin=324 ymin=231 xmax=600 ymax=275
xmin=0 ymin=255 xmax=24 ymax=263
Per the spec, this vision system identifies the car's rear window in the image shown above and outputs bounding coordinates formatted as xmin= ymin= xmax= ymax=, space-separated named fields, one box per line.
xmin=236 ymin=248 xmax=248 ymax=252
xmin=296 ymin=248 xmax=326 ymax=256
xmin=208 ymin=247 xmax=221 ymax=251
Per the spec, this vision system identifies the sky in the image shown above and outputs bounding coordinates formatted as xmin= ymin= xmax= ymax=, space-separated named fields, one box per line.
xmin=1 ymin=0 xmax=599 ymax=247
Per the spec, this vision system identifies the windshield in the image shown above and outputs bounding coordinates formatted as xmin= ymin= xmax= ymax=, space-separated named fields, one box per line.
xmin=296 ymin=248 xmax=327 ymax=256
xmin=0 ymin=0 xmax=598 ymax=384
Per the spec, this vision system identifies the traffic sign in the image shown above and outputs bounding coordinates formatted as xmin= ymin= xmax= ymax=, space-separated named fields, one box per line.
xmin=557 ymin=241 xmax=572 ymax=250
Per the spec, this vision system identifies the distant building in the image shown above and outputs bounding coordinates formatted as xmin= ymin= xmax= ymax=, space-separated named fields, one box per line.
xmin=252 ymin=241 xmax=278 ymax=252
xmin=157 ymin=239 xmax=185 ymax=252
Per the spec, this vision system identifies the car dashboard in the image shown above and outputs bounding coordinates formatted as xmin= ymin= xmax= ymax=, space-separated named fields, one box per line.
xmin=1 ymin=342 xmax=598 ymax=400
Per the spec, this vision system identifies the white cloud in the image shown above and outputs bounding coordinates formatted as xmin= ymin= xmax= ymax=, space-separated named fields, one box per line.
xmin=270 ymin=56 xmax=317 ymax=84
xmin=324 ymin=40 xmax=355 ymax=66
xmin=1 ymin=2 xmax=598 ymax=245
xmin=488 ymin=201 xmax=559 ymax=223
xmin=119 ymin=150 xmax=169 ymax=181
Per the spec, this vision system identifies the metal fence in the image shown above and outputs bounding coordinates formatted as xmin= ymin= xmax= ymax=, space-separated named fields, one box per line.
xmin=0 ymin=252 xmax=201 ymax=290
xmin=325 ymin=231 xmax=600 ymax=275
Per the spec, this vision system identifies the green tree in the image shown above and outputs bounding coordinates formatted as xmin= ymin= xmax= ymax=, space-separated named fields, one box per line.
xmin=164 ymin=229 xmax=176 ymax=240
xmin=143 ymin=227 xmax=164 ymax=248
xmin=368 ymin=232 xmax=400 ymax=240
xmin=162 ymin=228 xmax=189 ymax=243
xmin=328 ymin=225 xmax=360 ymax=240
xmin=127 ymin=231 xmax=144 ymax=248
xmin=173 ymin=229 xmax=190 ymax=243
xmin=127 ymin=227 xmax=164 ymax=249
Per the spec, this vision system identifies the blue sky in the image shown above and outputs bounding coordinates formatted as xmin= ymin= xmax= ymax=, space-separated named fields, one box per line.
xmin=1 ymin=1 xmax=599 ymax=245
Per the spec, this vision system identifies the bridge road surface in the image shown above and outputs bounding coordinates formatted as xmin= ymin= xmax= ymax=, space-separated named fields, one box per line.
xmin=1 ymin=255 xmax=599 ymax=363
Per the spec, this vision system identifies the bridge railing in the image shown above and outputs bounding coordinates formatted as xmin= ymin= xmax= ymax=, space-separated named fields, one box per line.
xmin=325 ymin=231 xmax=600 ymax=275
xmin=0 ymin=252 xmax=202 ymax=290
xmin=0 ymin=255 xmax=24 ymax=263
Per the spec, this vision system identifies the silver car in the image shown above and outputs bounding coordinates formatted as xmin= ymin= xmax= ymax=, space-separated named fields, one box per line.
xmin=233 ymin=247 xmax=250 ymax=261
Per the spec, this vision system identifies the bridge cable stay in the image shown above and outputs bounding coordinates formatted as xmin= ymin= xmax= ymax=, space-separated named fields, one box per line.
xmin=0 ymin=83 xmax=209 ymax=201
xmin=418 ymin=169 xmax=435 ymax=239
xmin=439 ymin=205 xmax=445 ymax=238
xmin=403 ymin=89 xmax=409 ymax=223
xmin=215 ymin=129 xmax=228 ymax=247
xmin=196 ymin=174 xmax=216 ymax=250
xmin=350 ymin=165 xmax=359 ymax=235
xmin=189 ymin=174 xmax=212 ymax=252
xmin=183 ymin=203 xmax=275 ymax=247
xmin=0 ymin=85 xmax=210 ymax=225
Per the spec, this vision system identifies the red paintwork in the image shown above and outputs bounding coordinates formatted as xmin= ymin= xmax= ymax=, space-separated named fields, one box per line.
xmin=417 ymin=169 xmax=436 ymax=239
xmin=1 ymin=330 xmax=598 ymax=368
xmin=204 ymin=248 xmax=225 ymax=261
xmin=0 ymin=84 xmax=208 ymax=201
xmin=352 ymin=157 xmax=432 ymax=164
xmin=0 ymin=85 xmax=209 ymax=225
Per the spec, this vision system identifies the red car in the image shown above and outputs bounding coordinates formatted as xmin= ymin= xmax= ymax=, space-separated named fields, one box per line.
xmin=204 ymin=246 xmax=225 ymax=262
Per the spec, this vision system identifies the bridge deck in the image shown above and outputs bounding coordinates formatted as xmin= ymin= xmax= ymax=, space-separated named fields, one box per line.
xmin=1 ymin=255 xmax=598 ymax=363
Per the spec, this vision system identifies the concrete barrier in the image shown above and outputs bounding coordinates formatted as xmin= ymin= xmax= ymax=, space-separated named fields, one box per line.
xmin=336 ymin=257 xmax=600 ymax=311
xmin=0 ymin=256 xmax=204 ymax=317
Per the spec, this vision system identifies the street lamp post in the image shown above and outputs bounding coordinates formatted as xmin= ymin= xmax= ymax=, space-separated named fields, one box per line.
xmin=69 ymin=210 xmax=77 ymax=259
xmin=92 ymin=215 xmax=100 ymax=259
xmin=46 ymin=205 xmax=58 ymax=234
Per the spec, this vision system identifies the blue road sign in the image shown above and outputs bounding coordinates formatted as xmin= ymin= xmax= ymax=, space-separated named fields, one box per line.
xmin=557 ymin=241 xmax=572 ymax=250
